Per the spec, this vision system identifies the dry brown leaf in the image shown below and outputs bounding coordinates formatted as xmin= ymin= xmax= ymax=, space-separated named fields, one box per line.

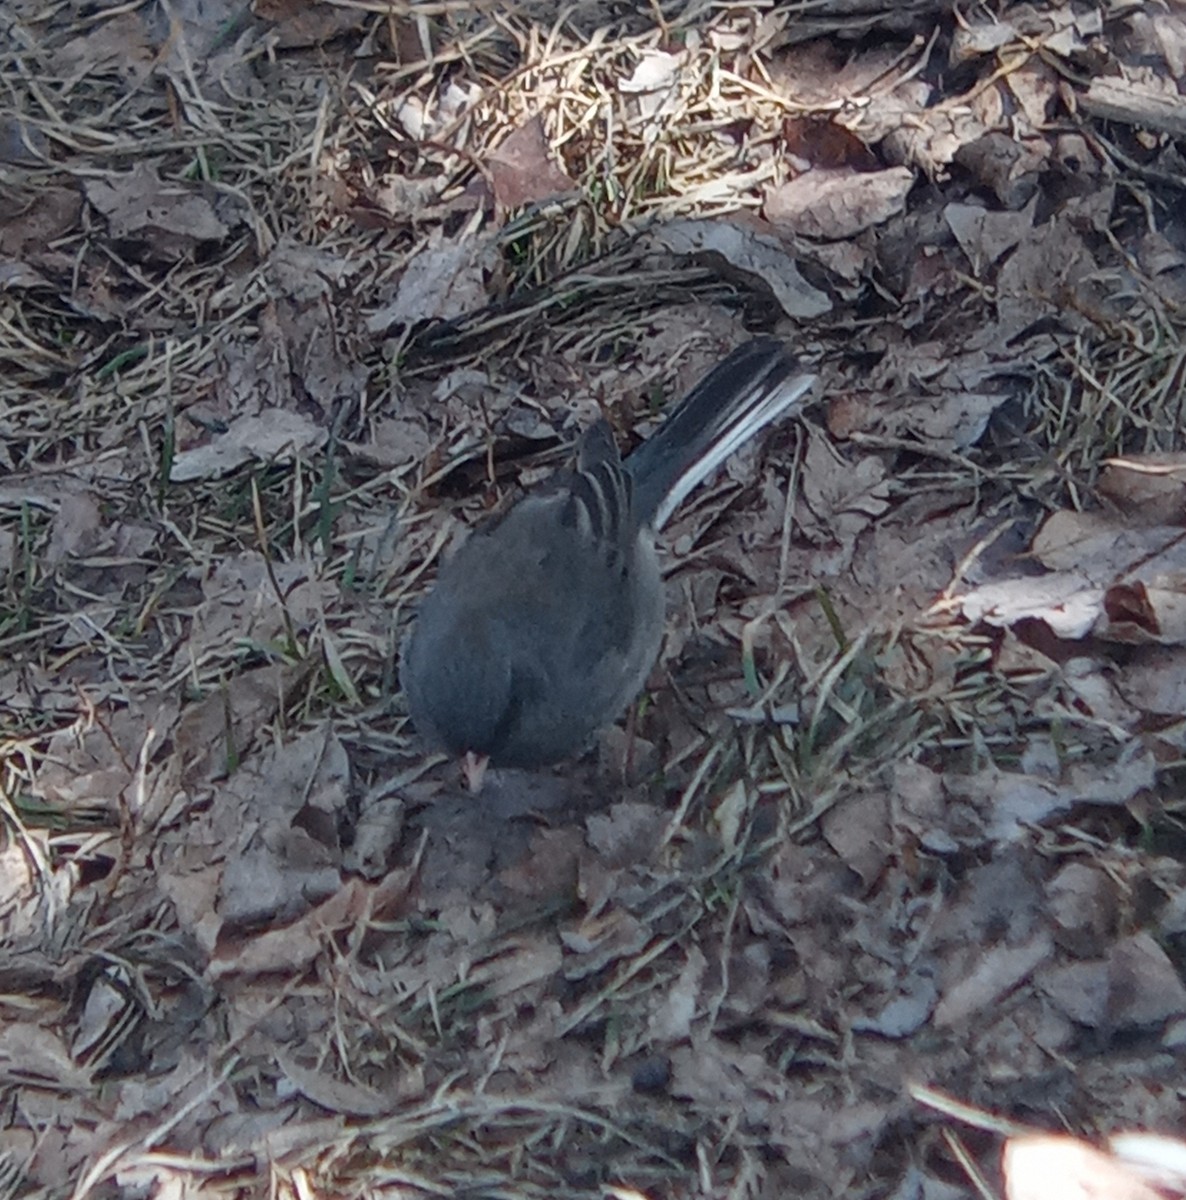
xmin=873 ymin=89 xmax=988 ymax=178
xmin=213 ymin=727 xmax=348 ymax=927
xmin=958 ymin=512 xmax=1186 ymax=641
xmin=798 ymin=432 xmax=890 ymax=558
xmin=559 ymin=909 xmax=649 ymax=980
xmin=170 ymin=409 xmax=326 ymax=482
xmin=174 ymin=661 xmax=313 ymax=786
xmin=487 ymin=116 xmax=578 ymax=211
xmin=275 ymin=1053 xmax=397 ymax=1117
xmin=84 ymin=164 xmax=235 ymax=261
xmin=646 ymin=946 xmax=707 ymax=1043
xmin=255 ymin=0 xmax=369 ymax=47
xmin=259 ymin=240 xmax=369 ymax=407
xmin=1032 ymin=511 xmax=1179 ymax=577
xmin=764 ymin=167 xmax=914 ymax=240
xmin=945 ymin=199 xmax=1035 ymax=275
xmin=670 ymin=1035 xmax=784 ymax=1112
xmin=496 ymin=826 xmax=584 ymax=900
xmin=188 ymin=553 xmax=327 ymax=657
xmin=344 ymin=795 xmax=406 ymax=881
xmin=781 ymin=117 xmax=880 ymax=171
xmin=51 ymin=11 xmax=154 ymax=80
xmin=1100 ymin=454 xmax=1186 ymax=525
xmin=210 ymin=876 xmax=398 ymax=977
xmin=1006 ymin=59 xmax=1058 ymax=132
xmin=585 ymin=802 xmax=667 ymax=867
xmin=770 ymin=42 xmax=903 ymax=104
xmin=992 ymin=198 xmax=1104 ymax=337
xmin=1046 ymin=863 xmax=1118 ymax=958
xmin=0 ymin=185 xmax=83 ymax=260
xmin=0 ymin=1024 xmax=91 ymax=1090
xmin=933 ymin=934 xmax=1052 ymax=1027
xmin=820 ymin=791 xmax=890 ymax=890
xmin=344 ymin=416 xmax=434 ymax=470
xmin=1103 ymin=578 xmax=1186 ymax=644
xmin=1116 ymin=646 xmax=1186 ymax=715
xmin=44 ymin=490 xmax=103 ymax=564
xmin=0 ymin=259 xmax=51 ymax=288
xmin=951 ymin=7 xmax=1101 ymax=64
xmin=471 ymin=936 xmax=564 ymax=1001
xmin=1038 ymin=933 xmax=1186 ymax=1032
xmin=939 ymin=750 xmax=1157 ymax=844
xmin=366 ymin=229 xmax=494 ymax=333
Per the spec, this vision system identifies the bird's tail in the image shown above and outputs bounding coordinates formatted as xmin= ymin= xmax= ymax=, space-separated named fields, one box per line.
xmin=625 ymin=338 xmax=816 ymax=531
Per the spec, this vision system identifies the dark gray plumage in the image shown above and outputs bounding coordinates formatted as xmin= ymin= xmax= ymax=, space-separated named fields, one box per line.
xmin=401 ymin=338 xmax=816 ymax=774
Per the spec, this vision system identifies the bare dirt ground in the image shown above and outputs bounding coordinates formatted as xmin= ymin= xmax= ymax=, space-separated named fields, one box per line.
xmin=4 ymin=1 xmax=1186 ymax=1197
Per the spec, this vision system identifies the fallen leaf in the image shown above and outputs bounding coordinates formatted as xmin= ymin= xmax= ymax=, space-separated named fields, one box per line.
xmin=647 ymin=218 xmax=831 ymax=319
xmin=764 ymin=167 xmax=915 ymax=240
xmin=0 ymin=185 xmax=83 ymax=259
xmin=647 ymin=947 xmax=707 ymax=1042
xmin=0 ymin=1024 xmax=91 ymax=1090
xmin=209 ymin=875 xmax=408 ymax=977
xmin=1046 ymin=863 xmax=1117 ymax=957
xmin=276 ymin=1053 xmax=398 ymax=1116
xmin=1038 ymin=933 xmax=1186 ymax=1031
xmin=170 ymin=409 xmax=326 ymax=482
xmin=84 ymin=163 xmax=235 ymax=261
xmin=51 ymin=11 xmax=154 ymax=81
xmin=945 ymin=198 xmax=1035 ymax=275
xmin=1099 ymin=453 xmax=1186 ymax=525
xmin=174 ymin=662 xmax=313 ymax=786
xmin=781 ymin=117 xmax=880 ymax=171
xmin=366 ymin=229 xmax=494 ymax=332
xmin=487 ymin=116 xmax=578 ymax=211
xmin=933 ymin=934 xmax=1052 ymax=1027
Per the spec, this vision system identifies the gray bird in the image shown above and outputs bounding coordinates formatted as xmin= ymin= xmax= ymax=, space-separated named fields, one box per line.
xmin=401 ymin=338 xmax=816 ymax=786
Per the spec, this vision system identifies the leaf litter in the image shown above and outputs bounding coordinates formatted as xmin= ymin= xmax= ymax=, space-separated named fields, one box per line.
xmin=4 ymin=0 xmax=1186 ymax=1197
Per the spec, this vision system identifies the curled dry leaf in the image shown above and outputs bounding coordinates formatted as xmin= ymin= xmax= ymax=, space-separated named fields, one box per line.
xmin=0 ymin=185 xmax=82 ymax=259
xmin=647 ymin=947 xmax=707 ymax=1043
xmin=275 ymin=1052 xmax=396 ymax=1117
xmin=209 ymin=872 xmax=412 ymax=978
xmin=174 ymin=661 xmax=313 ymax=786
xmin=1046 ymin=862 xmax=1118 ymax=958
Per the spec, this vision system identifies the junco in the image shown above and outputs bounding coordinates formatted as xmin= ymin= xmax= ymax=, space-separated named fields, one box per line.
xmin=401 ymin=338 xmax=816 ymax=786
